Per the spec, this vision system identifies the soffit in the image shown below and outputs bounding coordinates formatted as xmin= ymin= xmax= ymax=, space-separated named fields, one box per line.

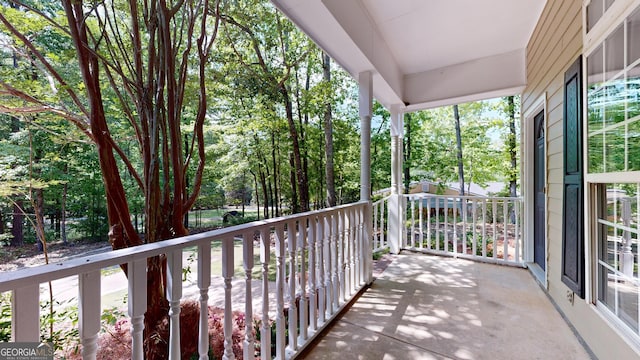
xmin=271 ymin=0 xmax=547 ymax=110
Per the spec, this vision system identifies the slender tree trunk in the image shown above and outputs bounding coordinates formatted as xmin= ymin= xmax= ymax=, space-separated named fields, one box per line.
xmin=34 ymin=188 xmax=45 ymax=252
xmin=251 ymin=170 xmax=260 ymax=221
xmin=453 ymin=105 xmax=465 ymax=196
xmin=271 ymin=132 xmax=280 ymax=217
xmin=61 ymin=167 xmax=67 ymax=244
xmin=10 ymin=201 xmax=23 ymax=246
xmin=323 ymin=53 xmax=337 ymax=207
xmin=280 ymin=86 xmax=310 ymax=212
xmin=259 ymin=169 xmax=269 ymax=219
xmin=404 ymin=113 xmax=412 ymax=194
xmin=289 ymin=153 xmax=299 ymax=213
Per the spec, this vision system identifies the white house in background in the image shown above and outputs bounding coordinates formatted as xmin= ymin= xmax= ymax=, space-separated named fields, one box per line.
xmin=272 ymin=0 xmax=640 ymax=358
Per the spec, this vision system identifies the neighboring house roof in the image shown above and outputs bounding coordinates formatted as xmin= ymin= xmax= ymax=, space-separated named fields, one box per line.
xmin=374 ymin=180 xmax=512 ymax=197
xmin=445 ymin=182 xmax=510 ymax=196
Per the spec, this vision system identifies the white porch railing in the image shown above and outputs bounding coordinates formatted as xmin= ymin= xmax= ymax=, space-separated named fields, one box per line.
xmin=388 ymin=194 xmax=524 ymax=266
xmin=372 ymin=196 xmax=389 ymax=253
xmin=0 ymin=201 xmax=372 ymax=360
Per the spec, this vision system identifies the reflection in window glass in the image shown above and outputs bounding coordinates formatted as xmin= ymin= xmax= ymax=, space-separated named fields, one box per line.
xmin=628 ymin=120 xmax=640 ymax=171
xmin=589 ymin=133 xmax=605 ymax=173
xmin=597 ymin=183 xmax=640 ymax=333
xmin=605 ymin=79 xmax=626 ymax=125
xmin=629 ymin=65 xmax=640 ymax=120
xmin=589 ymin=87 xmax=605 ymax=132
xmin=605 ymin=126 xmax=626 ymax=172
xmin=606 ymin=25 xmax=625 ymax=80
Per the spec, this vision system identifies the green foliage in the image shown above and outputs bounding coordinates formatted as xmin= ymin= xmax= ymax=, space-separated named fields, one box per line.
xmin=465 ymin=232 xmax=494 ymax=257
xmin=39 ymin=297 xmax=79 ymax=352
xmin=0 ymin=292 xmax=11 ymax=342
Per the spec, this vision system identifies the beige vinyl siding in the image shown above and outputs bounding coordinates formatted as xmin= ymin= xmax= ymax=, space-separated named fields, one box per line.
xmin=523 ymin=0 xmax=640 ymax=358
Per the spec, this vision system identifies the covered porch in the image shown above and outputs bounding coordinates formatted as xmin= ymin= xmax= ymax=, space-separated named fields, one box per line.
xmin=0 ymin=0 xmax=596 ymax=359
xmin=302 ymin=254 xmax=590 ymax=360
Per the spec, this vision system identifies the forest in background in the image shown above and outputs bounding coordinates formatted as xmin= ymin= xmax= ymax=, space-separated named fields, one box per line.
xmin=0 ymin=0 xmax=519 ymax=248
xmin=0 ymin=1 xmax=519 ymax=356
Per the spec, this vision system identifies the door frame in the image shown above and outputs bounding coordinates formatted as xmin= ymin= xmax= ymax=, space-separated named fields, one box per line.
xmin=523 ymin=93 xmax=548 ymax=287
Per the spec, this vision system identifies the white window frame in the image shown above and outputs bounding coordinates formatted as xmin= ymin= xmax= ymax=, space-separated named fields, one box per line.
xmin=583 ymin=0 xmax=640 ymax=350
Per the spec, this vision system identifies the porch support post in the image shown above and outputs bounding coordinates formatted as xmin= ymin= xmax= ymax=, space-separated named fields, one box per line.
xmin=359 ymin=71 xmax=372 ymax=202
xmin=389 ymin=105 xmax=404 ymax=254
xmin=359 ymin=71 xmax=374 ymax=284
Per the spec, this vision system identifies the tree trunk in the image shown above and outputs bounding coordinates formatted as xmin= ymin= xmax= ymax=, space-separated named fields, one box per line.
xmin=453 ymin=105 xmax=465 ymax=196
xmin=323 ymin=53 xmax=337 ymax=207
xmin=34 ymin=188 xmax=45 ymax=252
xmin=10 ymin=201 xmax=23 ymax=246
xmin=280 ymin=86 xmax=310 ymax=213
xmin=260 ymin=169 xmax=269 ymax=219
xmin=289 ymin=153 xmax=299 ymax=213
xmin=270 ymin=132 xmax=280 ymax=217
xmin=251 ymin=170 xmax=260 ymax=221
xmin=61 ymin=170 xmax=67 ymax=244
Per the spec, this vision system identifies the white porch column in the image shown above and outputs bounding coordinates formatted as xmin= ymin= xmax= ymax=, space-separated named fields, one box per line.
xmin=359 ymin=72 xmax=374 ymax=284
xmin=388 ymin=105 xmax=404 ymax=254
xmin=359 ymin=71 xmax=372 ymax=201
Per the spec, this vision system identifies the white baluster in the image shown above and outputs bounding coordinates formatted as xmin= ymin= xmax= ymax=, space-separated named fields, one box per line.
xmin=325 ymin=213 xmax=334 ymax=317
xmin=453 ymin=197 xmax=458 ymax=256
xmin=435 ymin=197 xmax=440 ymax=250
xmin=274 ymin=225 xmax=286 ymax=359
xmin=166 ymin=250 xmax=182 ymax=360
xmin=515 ymin=200 xmax=521 ymax=263
xmin=373 ymin=202 xmax=378 ymax=250
xmin=128 ymin=259 xmax=147 ymax=360
xmin=427 ymin=196 xmax=432 ymax=250
xmin=222 ymin=237 xmax=235 ymax=360
xmin=356 ymin=207 xmax=363 ymax=287
xmin=332 ymin=210 xmax=340 ymax=309
xmin=259 ymin=228 xmax=271 ymax=360
xmin=298 ymin=220 xmax=308 ymax=344
xmin=482 ymin=199 xmax=487 ymax=257
xmin=198 ymin=243 xmax=211 ymax=360
xmin=316 ymin=214 xmax=326 ymax=324
xmin=338 ymin=210 xmax=346 ymax=303
xmin=12 ymin=285 xmax=39 ymax=342
xmin=79 ymin=270 xmax=101 ymax=360
xmin=348 ymin=208 xmax=355 ymax=295
xmin=493 ymin=199 xmax=498 ymax=261
xmin=308 ymin=217 xmax=317 ymax=332
xmin=419 ymin=197 xmax=424 ymax=249
xmin=287 ymin=220 xmax=298 ymax=351
xmin=380 ymin=201 xmax=385 ymax=249
xmin=503 ymin=200 xmax=508 ymax=262
xmin=444 ymin=197 xmax=449 ymax=252
xmin=472 ymin=200 xmax=478 ymax=257
xmin=411 ymin=197 xmax=416 ymax=248
xmin=243 ymin=232 xmax=255 ymax=360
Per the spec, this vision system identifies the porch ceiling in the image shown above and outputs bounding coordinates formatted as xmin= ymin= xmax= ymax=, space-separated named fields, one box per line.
xmin=271 ymin=0 xmax=547 ymax=111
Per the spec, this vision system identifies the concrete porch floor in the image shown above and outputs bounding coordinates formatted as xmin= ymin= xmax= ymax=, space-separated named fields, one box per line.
xmin=300 ymin=253 xmax=592 ymax=360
